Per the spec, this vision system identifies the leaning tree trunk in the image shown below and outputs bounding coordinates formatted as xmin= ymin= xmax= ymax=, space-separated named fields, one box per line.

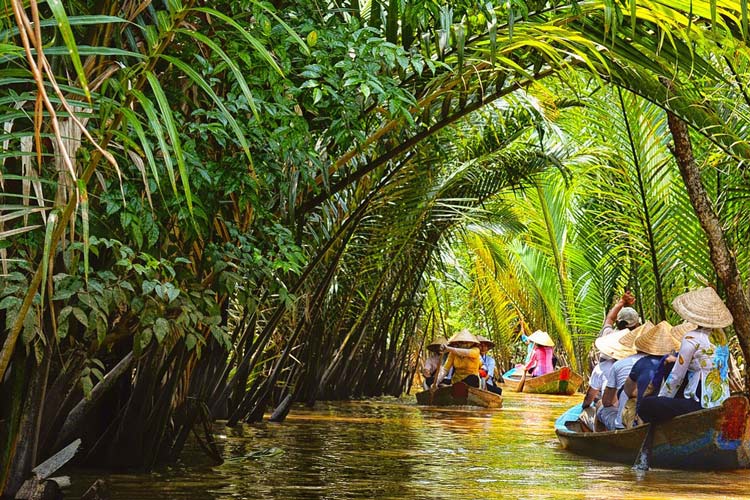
xmin=665 ymin=103 xmax=750 ymax=390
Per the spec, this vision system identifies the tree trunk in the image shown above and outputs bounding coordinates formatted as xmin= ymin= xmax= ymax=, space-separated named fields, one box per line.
xmin=665 ymin=101 xmax=750 ymax=389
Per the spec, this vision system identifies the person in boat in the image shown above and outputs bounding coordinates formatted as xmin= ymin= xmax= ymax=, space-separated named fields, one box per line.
xmin=599 ymin=290 xmax=640 ymax=338
xmin=620 ymin=321 xmax=680 ymax=428
xmin=637 ymin=322 xmax=697 ymax=400
xmin=582 ymin=291 xmax=640 ymax=413
xmin=639 ymin=287 xmax=733 ymax=424
xmin=579 ymin=328 xmax=637 ymax=430
xmin=422 ymin=336 xmax=448 ymax=389
xmin=522 ymin=332 xmax=534 ymax=364
xmin=477 ymin=335 xmax=502 ymax=395
xmin=596 ymin=321 xmax=654 ymax=431
xmin=502 ymin=330 xmax=534 ymax=379
xmin=432 ymin=329 xmax=482 ymax=389
xmin=523 ymin=330 xmax=555 ymax=377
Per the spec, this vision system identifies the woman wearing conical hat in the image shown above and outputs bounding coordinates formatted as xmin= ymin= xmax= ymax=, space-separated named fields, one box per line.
xmin=522 ymin=330 xmax=555 ymax=377
xmin=477 ymin=336 xmax=503 ymax=395
xmin=639 ymin=287 xmax=733 ymax=424
xmin=422 ymin=336 xmax=448 ymax=389
xmin=432 ymin=329 xmax=482 ymax=389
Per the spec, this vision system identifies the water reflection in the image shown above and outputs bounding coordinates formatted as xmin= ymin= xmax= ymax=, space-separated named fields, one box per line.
xmin=65 ymin=393 xmax=750 ymax=499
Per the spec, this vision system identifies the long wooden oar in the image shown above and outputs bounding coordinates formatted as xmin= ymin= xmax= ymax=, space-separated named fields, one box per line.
xmin=633 ymin=424 xmax=655 ymax=471
xmin=516 ymin=369 xmax=527 ymax=393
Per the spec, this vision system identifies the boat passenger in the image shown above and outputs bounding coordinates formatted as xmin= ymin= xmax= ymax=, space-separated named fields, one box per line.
xmin=432 ymin=329 xmax=482 ymax=389
xmin=599 ymin=290 xmax=640 ymax=338
xmin=621 ymin=321 xmax=680 ymax=427
xmin=596 ymin=321 xmax=653 ymax=431
xmin=582 ymin=329 xmax=632 ymax=410
xmin=636 ymin=322 xmax=697 ymax=400
xmin=502 ymin=331 xmax=534 ymax=379
xmin=580 ymin=328 xmax=637 ymax=430
xmin=583 ymin=290 xmax=640 ymax=414
xmin=523 ymin=330 xmax=555 ymax=377
xmin=477 ymin=335 xmax=502 ymax=395
xmin=422 ymin=336 xmax=448 ymax=389
xmin=639 ymin=287 xmax=733 ymax=424
xmin=522 ymin=332 xmax=534 ymax=364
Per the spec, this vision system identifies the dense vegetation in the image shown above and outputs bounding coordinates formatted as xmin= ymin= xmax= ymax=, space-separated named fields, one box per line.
xmin=3 ymin=0 xmax=750 ymax=495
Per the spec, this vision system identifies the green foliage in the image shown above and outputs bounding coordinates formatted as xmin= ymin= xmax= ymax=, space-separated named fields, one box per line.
xmin=5 ymin=0 xmax=750 ymax=482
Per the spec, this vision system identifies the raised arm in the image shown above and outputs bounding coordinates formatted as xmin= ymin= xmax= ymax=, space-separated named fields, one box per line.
xmin=604 ymin=291 xmax=635 ymax=327
xmin=444 ymin=345 xmax=479 ymax=359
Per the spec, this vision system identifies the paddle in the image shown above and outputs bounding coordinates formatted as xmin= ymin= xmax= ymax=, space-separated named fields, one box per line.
xmin=633 ymin=424 xmax=655 ymax=471
xmin=516 ymin=368 xmax=528 ymax=393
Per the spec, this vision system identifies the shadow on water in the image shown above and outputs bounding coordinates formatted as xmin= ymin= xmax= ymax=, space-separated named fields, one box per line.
xmin=64 ymin=392 xmax=750 ymax=499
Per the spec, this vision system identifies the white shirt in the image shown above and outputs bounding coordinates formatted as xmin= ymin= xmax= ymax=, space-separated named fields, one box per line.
xmin=588 ymin=358 xmax=614 ymax=392
xmin=606 ymin=353 xmax=646 ymax=428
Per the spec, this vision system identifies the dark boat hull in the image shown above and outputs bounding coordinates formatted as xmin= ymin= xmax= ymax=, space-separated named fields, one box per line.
xmin=501 ymin=368 xmax=583 ymax=395
xmin=555 ymin=395 xmax=750 ymax=470
xmin=415 ymin=382 xmax=502 ymax=408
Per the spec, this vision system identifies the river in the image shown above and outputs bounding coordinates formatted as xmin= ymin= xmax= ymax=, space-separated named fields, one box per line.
xmin=65 ymin=392 xmax=750 ymax=499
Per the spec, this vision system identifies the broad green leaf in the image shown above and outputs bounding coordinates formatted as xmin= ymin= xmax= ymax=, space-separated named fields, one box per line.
xmin=57 ymin=305 xmax=72 ymax=339
xmin=154 ymin=317 xmax=169 ymax=343
xmin=71 ymin=307 xmax=88 ymax=328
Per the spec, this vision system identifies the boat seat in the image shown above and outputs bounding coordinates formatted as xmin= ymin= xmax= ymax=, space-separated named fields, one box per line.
xmin=565 ymin=421 xmax=585 ymax=432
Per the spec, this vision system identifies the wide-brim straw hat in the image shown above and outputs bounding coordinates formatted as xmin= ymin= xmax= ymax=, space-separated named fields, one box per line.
xmin=448 ymin=329 xmax=480 ymax=346
xmin=618 ymin=320 xmax=655 ymax=349
xmin=527 ymin=330 xmax=554 ymax=347
xmin=670 ymin=322 xmax=697 ymax=345
xmin=427 ymin=336 xmax=448 ymax=352
xmin=672 ymin=287 xmax=733 ymax=329
xmin=476 ymin=335 xmax=495 ymax=348
xmin=595 ymin=329 xmax=636 ymax=360
xmin=634 ymin=320 xmax=678 ymax=356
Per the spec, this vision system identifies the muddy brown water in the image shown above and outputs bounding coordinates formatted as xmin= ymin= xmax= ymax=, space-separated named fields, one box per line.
xmin=64 ymin=392 xmax=750 ymax=499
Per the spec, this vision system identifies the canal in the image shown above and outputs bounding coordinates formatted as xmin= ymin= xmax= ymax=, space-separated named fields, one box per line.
xmin=66 ymin=392 xmax=750 ymax=499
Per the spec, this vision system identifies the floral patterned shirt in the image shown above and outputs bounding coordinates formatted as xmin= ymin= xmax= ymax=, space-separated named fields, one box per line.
xmin=658 ymin=327 xmax=730 ymax=408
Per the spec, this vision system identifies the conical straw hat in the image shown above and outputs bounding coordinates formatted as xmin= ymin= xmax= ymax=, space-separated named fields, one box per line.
xmin=672 ymin=287 xmax=733 ymax=329
xmin=448 ymin=329 xmax=480 ymax=346
xmin=670 ymin=322 xmax=697 ymax=345
xmin=527 ymin=330 xmax=554 ymax=347
xmin=427 ymin=336 xmax=448 ymax=352
xmin=595 ymin=329 xmax=636 ymax=360
xmin=476 ymin=335 xmax=495 ymax=348
xmin=634 ymin=321 xmax=678 ymax=356
xmin=618 ymin=320 xmax=654 ymax=348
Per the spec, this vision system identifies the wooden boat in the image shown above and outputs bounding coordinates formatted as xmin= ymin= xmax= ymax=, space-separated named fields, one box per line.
xmin=501 ymin=367 xmax=583 ymax=395
xmin=415 ymin=381 xmax=502 ymax=408
xmin=555 ymin=395 xmax=750 ymax=470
